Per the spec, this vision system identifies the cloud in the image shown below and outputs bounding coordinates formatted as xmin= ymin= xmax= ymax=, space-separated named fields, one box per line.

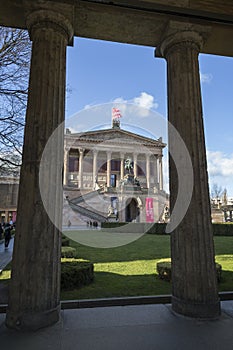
xmin=200 ymin=73 xmax=213 ymax=84
xmin=207 ymin=151 xmax=233 ymax=195
xmin=207 ymin=151 xmax=233 ymax=177
xmin=133 ymin=92 xmax=158 ymax=110
xmin=112 ymin=92 xmax=158 ymax=118
xmin=112 ymin=97 xmax=127 ymax=104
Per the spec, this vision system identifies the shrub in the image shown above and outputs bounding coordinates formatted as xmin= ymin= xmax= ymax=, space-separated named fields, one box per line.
xmin=213 ymin=223 xmax=233 ymax=236
xmin=62 ymin=237 xmax=70 ymax=247
xmin=156 ymin=259 xmax=172 ymax=281
xmin=61 ymin=260 xmax=94 ymax=290
xmin=146 ymin=223 xmax=167 ymax=234
xmin=101 ymin=222 xmax=127 ymax=228
xmin=61 ymin=246 xmax=76 ymax=258
xmin=156 ymin=259 xmax=222 ymax=282
xmin=215 ymin=262 xmax=222 ymax=282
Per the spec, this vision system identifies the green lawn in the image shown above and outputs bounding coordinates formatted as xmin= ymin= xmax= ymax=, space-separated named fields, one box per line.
xmin=61 ymin=233 xmax=233 ymax=300
xmin=1 ymin=234 xmax=233 ymax=300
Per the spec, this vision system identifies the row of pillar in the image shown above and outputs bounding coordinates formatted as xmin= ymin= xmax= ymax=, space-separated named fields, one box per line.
xmin=5 ymin=4 xmax=220 ymax=331
xmin=64 ymin=148 xmax=164 ymax=190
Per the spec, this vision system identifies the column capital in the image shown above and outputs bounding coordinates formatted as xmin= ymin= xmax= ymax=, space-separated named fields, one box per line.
xmin=92 ymin=149 xmax=98 ymax=156
xmin=79 ymin=148 xmax=84 ymax=155
xmin=156 ymin=21 xmax=211 ymax=58
xmin=26 ymin=8 xmax=74 ymax=44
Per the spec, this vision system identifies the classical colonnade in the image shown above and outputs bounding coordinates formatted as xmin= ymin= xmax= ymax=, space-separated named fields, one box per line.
xmin=5 ymin=3 xmax=220 ymax=330
xmin=63 ymin=147 xmax=164 ymax=190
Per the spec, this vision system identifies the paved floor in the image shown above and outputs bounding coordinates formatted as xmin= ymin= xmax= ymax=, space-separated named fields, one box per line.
xmin=0 ymin=301 xmax=233 ymax=350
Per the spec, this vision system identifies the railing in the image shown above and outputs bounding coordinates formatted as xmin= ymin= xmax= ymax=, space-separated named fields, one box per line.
xmin=68 ymin=200 xmax=108 ymax=222
xmin=70 ymin=188 xmax=103 ymax=205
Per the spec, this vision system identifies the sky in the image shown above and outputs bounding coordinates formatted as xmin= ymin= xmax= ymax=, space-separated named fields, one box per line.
xmin=65 ymin=37 xmax=233 ymax=197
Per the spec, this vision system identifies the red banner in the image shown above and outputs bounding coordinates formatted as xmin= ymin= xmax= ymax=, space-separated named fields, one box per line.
xmin=146 ymin=198 xmax=154 ymax=223
xmin=12 ymin=211 xmax=17 ymax=222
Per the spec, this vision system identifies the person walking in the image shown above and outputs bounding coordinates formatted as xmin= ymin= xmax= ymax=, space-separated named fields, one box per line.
xmin=0 ymin=223 xmax=3 ymax=240
xmin=4 ymin=223 xmax=11 ymax=249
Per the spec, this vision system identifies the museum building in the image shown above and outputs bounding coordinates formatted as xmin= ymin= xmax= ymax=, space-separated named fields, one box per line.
xmin=63 ymin=118 xmax=168 ymax=224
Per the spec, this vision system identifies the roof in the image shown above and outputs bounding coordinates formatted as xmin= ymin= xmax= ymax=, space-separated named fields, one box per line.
xmin=65 ymin=127 xmax=166 ymax=148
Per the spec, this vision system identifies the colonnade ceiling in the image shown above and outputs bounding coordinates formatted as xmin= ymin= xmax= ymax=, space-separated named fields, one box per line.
xmin=1 ymin=0 xmax=233 ymax=56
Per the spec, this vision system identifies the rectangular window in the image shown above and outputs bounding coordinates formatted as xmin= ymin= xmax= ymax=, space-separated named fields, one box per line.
xmin=110 ymin=174 xmax=116 ymax=187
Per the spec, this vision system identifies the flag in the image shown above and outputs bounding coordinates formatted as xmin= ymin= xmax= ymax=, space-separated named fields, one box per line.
xmin=112 ymin=107 xmax=122 ymax=119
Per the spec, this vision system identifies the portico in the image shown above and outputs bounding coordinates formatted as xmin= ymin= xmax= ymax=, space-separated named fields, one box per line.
xmin=64 ymin=125 xmax=165 ymax=192
xmin=1 ymin=0 xmax=232 ymax=330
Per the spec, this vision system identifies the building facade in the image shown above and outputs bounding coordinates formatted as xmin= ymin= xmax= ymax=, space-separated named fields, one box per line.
xmin=63 ymin=120 xmax=168 ymax=224
xmin=0 ymin=176 xmax=18 ymax=223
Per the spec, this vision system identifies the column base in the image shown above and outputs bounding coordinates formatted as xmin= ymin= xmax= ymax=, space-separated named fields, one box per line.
xmin=5 ymin=304 xmax=61 ymax=331
xmin=172 ymin=295 xmax=221 ymax=319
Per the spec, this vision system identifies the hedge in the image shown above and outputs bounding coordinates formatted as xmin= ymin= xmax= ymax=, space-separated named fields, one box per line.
xmin=61 ymin=260 xmax=94 ymax=290
xmin=212 ymin=223 xmax=233 ymax=236
xmin=156 ymin=259 xmax=222 ymax=282
xmin=61 ymin=236 xmax=70 ymax=247
xmin=145 ymin=223 xmax=167 ymax=234
xmin=61 ymin=246 xmax=77 ymax=258
xmin=101 ymin=222 xmax=127 ymax=229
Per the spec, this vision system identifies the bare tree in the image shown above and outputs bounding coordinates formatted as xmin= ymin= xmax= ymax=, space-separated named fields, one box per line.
xmin=0 ymin=27 xmax=31 ymax=175
xmin=211 ymin=183 xmax=223 ymax=208
xmin=222 ymin=188 xmax=228 ymax=206
xmin=211 ymin=183 xmax=223 ymax=199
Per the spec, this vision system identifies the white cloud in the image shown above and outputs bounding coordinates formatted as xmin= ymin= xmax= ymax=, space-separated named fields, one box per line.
xmin=207 ymin=151 xmax=233 ymax=177
xmin=112 ymin=92 xmax=159 ymax=118
xmin=112 ymin=97 xmax=127 ymax=104
xmin=133 ymin=92 xmax=159 ymax=113
xmin=200 ymin=72 xmax=213 ymax=84
xmin=207 ymin=151 xmax=233 ymax=195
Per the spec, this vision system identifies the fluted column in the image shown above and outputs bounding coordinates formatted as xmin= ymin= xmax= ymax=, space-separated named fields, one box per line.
xmin=63 ymin=148 xmax=70 ymax=186
xmin=158 ymin=155 xmax=163 ymax=190
xmin=146 ymin=154 xmax=150 ymax=189
xmin=120 ymin=153 xmax=124 ymax=180
xmin=6 ymin=8 xmax=73 ymax=330
xmin=154 ymin=155 xmax=158 ymax=188
xmin=133 ymin=153 xmax=138 ymax=177
xmin=107 ymin=151 xmax=112 ymax=187
xmin=156 ymin=22 xmax=220 ymax=318
xmin=92 ymin=150 xmax=98 ymax=189
xmin=79 ymin=148 xmax=84 ymax=189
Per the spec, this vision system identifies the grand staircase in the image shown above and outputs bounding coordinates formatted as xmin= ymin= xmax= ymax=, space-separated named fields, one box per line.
xmin=67 ymin=189 xmax=110 ymax=223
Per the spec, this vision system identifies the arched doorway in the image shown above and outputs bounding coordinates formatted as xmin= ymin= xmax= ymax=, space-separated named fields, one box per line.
xmin=125 ymin=198 xmax=139 ymax=222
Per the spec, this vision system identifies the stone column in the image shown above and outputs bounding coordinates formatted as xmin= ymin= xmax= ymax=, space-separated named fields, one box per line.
xmin=156 ymin=22 xmax=220 ymax=318
xmin=154 ymin=155 xmax=158 ymax=187
xmin=146 ymin=154 xmax=150 ymax=189
xmin=120 ymin=153 xmax=124 ymax=180
xmin=158 ymin=155 xmax=163 ymax=190
xmin=133 ymin=153 xmax=138 ymax=177
xmin=5 ymin=210 xmax=9 ymax=223
xmin=92 ymin=150 xmax=98 ymax=189
xmin=79 ymin=148 xmax=84 ymax=189
xmin=63 ymin=148 xmax=69 ymax=186
xmin=6 ymin=8 xmax=73 ymax=330
xmin=107 ymin=151 xmax=112 ymax=187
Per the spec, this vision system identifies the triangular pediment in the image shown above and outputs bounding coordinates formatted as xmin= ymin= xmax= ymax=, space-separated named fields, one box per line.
xmin=66 ymin=128 xmax=166 ymax=147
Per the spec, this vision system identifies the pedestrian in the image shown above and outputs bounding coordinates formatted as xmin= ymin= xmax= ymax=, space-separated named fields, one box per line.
xmin=0 ymin=223 xmax=3 ymax=240
xmin=4 ymin=223 xmax=11 ymax=249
